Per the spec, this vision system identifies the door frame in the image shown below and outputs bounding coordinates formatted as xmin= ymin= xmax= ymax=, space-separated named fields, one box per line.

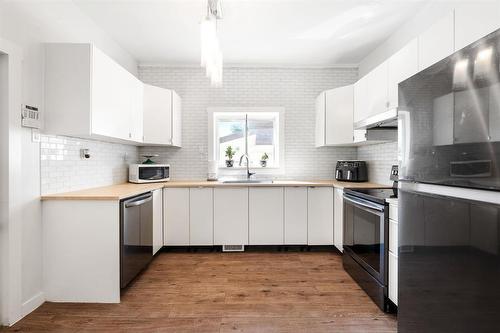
xmin=0 ymin=37 xmax=24 ymax=326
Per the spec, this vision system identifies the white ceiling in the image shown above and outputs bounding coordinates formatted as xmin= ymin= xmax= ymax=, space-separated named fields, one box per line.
xmin=74 ymin=0 xmax=427 ymax=67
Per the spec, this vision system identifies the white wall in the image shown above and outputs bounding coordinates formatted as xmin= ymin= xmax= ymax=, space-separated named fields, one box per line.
xmin=0 ymin=2 xmax=138 ymax=325
xmin=139 ymin=66 xmax=359 ymax=180
xmin=358 ymin=1 xmax=458 ymax=77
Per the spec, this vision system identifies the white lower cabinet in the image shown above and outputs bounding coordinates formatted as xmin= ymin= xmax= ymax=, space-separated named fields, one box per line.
xmin=163 ymin=188 xmax=190 ymax=245
xmin=333 ymin=188 xmax=344 ymax=252
xmin=284 ymin=187 xmax=308 ymax=244
xmin=152 ymin=189 xmax=163 ymax=254
xmin=249 ymin=187 xmax=284 ymax=245
xmin=214 ymin=188 xmax=249 ymax=245
xmin=307 ymin=187 xmax=334 ymax=245
xmin=189 ymin=187 xmax=214 ymax=245
xmin=388 ymin=201 xmax=398 ymax=306
xmin=389 ymin=251 xmax=398 ymax=306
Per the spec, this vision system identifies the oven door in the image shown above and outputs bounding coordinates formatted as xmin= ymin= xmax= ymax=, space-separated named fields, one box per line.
xmin=343 ymin=194 xmax=388 ymax=284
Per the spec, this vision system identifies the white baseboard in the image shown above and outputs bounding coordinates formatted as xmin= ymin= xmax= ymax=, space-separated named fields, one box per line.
xmin=21 ymin=292 xmax=45 ymax=318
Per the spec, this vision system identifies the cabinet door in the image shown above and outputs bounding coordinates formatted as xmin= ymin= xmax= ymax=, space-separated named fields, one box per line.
xmin=284 ymin=187 xmax=308 ymax=245
xmin=333 ymin=188 xmax=344 ymax=252
xmin=189 ymin=188 xmax=214 ymax=245
xmin=249 ymin=187 xmax=284 ymax=245
xmin=455 ymin=2 xmax=500 ymax=51
xmin=171 ymin=90 xmax=182 ymax=147
xmin=91 ymin=46 xmax=132 ymax=141
xmin=129 ymin=78 xmax=144 ymax=143
xmin=388 ymin=251 xmax=398 ymax=305
xmin=354 ymin=76 xmax=368 ymax=124
xmin=325 ymin=85 xmax=354 ymax=145
xmin=152 ymin=189 xmax=163 ymax=255
xmin=143 ymin=84 xmax=172 ymax=145
xmin=214 ymin=188 xmax=248 ymax=245
xmin=315 ymin=91 xmax=326 ymax=147
xmin=307 ymin=187 xmax=334 ymax=245
xmin=418 ymin=11 xmax=455 ymax=71
xmin=387 ymin=38 xmax=418 ymax=109
xmin=163 ymin=188 xmax=190 ymax=245
xmin=365 ymin=61 xmax=389 ymax=117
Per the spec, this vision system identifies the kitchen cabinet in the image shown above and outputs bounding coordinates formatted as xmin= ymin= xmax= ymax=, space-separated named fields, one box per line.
xmin=249 ymin=187 xmax=284 ymax=245
xmin=315 ymin=85 xmax=355 ymax=147
xmin=387 ymin=38 xmax=419 ymax=109
xmin=214 ymin=188 xmax=248 ymax=245
xmin=307 ymin=187 xmax=334 ymax=245
xmin=388 ymin=251 xmax=398 ymax=306
xmin=418 ymin=11 xmax=455 ymax=71
xmin=143 ymin=83 xmax=182 ymax=146
xmin=189 ymin=187 xmax=214 ymax=245
xmin=284 ymin=187 xmax=308 ymax=244
xmin=454 ymin=2 xmax=500 ymax=51
xmin=152 ymin=189 xmax=163 ymax=255
xmin=44 ymin=43 xmax=144 ymax=144
xmin=333 ymin=188 xmax=344 ymax=252
xmin=365 ymin=61 xmax=389 ymax=118
xmin=164 ymin=188 xmax=190 ymax=245
xmin=354 ymin=76 xmax=369 ymax=123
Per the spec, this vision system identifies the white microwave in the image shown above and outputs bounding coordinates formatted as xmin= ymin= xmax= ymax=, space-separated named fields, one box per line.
xmin=129 ymin=164 xmax=170 ymax=183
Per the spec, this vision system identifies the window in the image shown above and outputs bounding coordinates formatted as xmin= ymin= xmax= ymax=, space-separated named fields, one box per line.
xmin=208 ymin=107 xmax=284 ymax=170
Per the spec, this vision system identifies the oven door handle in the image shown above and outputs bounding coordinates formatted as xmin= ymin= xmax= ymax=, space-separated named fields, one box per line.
xmin=343 ymin=195 xmax=385 ymax=213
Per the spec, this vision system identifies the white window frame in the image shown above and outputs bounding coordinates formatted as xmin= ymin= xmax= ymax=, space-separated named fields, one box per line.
xmin=208 ymin=107 xmax=285 ymax=176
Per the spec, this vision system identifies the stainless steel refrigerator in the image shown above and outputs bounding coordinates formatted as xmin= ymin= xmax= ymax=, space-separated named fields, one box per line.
xmin=398 ymin=29 xmax=500 ymax=332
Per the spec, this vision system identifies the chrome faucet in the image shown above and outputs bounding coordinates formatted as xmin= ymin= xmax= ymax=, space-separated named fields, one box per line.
xmin=239 ymin=154 xmax=255 ymax=179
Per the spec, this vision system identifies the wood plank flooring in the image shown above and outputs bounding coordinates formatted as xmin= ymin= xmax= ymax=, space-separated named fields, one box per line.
xmin=3 ymin=251 xmax=396 ymax=332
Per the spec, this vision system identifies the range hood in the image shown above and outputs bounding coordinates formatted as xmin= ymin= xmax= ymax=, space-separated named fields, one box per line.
xmin=354 ymin=108 xmax=398 ymax=129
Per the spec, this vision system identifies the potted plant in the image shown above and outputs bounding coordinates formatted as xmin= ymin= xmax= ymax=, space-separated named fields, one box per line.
xmin=225 ymin=146 xmax=236 ymax=167
xmin=260 ymin=152 xmax=269 ymax=167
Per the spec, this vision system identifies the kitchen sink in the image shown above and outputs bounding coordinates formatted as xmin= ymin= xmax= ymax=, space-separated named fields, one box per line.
xmin=222 ymin=179 xmax=274 ymax=184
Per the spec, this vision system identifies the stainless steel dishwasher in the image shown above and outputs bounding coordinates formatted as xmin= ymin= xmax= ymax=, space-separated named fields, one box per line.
xmin=120 ymin=192 xmax=153 ymax=288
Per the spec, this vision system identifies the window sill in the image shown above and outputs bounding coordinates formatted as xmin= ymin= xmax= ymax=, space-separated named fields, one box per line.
xmin=218 ymin=166 xmax=280 ymax=170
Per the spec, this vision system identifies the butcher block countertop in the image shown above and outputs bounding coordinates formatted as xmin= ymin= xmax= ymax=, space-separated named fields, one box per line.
xmin=41 ymin=180 xmax=387 ymax=201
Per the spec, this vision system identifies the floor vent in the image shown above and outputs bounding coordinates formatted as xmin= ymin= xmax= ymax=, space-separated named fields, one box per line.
xmin=222 ymin=245 xmax=245 ymax=252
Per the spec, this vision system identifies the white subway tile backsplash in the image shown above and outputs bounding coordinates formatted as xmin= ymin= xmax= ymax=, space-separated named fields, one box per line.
xmin=40 ymin=135 xmax=139 ymax=195
xmin=357 ymin=142 xmax=398 ymax=185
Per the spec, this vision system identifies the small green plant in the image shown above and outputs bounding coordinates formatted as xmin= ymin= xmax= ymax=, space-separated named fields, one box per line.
xmin=225 ymin=146 xmax=236 ymax=160
xmin=261 ymin=152 xmax=269 ymax=161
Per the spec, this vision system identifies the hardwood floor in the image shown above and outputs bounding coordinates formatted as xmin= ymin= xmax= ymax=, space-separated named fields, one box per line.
xmin=3 ymin=251 xmax=396 ymax=332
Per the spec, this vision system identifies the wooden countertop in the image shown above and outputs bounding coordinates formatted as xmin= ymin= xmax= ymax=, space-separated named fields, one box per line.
xmin=41 ymin=180 xmax=387 ymax=201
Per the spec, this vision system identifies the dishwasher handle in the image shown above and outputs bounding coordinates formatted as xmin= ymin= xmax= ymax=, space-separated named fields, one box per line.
xmin=124 ymin=193 xmax=153 ymax=208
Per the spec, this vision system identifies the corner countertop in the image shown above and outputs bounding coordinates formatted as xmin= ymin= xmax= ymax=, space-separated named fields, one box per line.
xmin=40 ymin=180 xmax=388 ymax=201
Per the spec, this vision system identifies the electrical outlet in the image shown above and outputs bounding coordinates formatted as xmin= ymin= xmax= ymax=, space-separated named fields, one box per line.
xmin=31 ymin=129 xmax=41 ymax=143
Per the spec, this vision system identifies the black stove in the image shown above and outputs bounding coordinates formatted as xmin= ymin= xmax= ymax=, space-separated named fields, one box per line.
xmin=344 ymin=187 xmax=397 ymax=205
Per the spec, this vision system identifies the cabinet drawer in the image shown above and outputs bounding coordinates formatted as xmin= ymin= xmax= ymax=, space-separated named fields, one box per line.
xmin=389 ymin=219 xmax=398 ymax=254
xmin=389 ymin=204 xmax=398 ymax=222
xmin=389 ymin=252 xmax=398 ymax=305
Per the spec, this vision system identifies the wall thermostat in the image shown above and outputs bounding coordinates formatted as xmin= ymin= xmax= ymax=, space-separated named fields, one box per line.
xmin=21 ymin=104 xmax=41 ymax=129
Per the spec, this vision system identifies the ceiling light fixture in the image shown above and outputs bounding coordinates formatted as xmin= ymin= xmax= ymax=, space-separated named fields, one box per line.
xmin=200 ymin=0 xmax=223 ymax=86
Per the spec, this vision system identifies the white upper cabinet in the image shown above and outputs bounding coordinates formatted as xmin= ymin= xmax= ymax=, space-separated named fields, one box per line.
xmin=315 ymin=85 xmax=355 ymax=147
xmin=143 ymin=84 xmax=182 ymax=147
xmin=455 ymin=2 xmax=500 ymax=51
xmin=387 ymin=38 xmax=419 ymax=109
xmin=418 ymin=11 xmax=455 ymax=71
xmin=45 ymin=43 xmax=144 ymax=144
xmin=365 ymin=61 xmax=389 ymax=118
xmin=354 ymin=76 xmax=369 ymax=123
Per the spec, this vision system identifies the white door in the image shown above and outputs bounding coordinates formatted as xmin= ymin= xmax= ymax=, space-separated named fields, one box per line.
xmin=249 ymin=187 xmax=284 ymax=245
xmin=387 ymin=38 xmax=418 ymax=109
xmin=284 ymin=187 xmax=308 ymax=245
xmin=307 ymin=187 xmax=334 ymax=245
xmin=354 ymin=76 xmax=368 ymax=124
xmin=455 ymin=2 xmax=500 ymax=51
xmin=189 ymin=187 xmax=214 ymax=245
xmin=315 ymin=91 xmax=326 ymax=147
xmin=325 ymin=85 xmax=354 ymax=145
xmin=152 ymin=189 xmax=163 ymax=255
xmin=214 ymin=188 xmax=248 ymax=245
xmin=143 ymin=84 xmax=172 ymax=145
xmin=129 ymin=77 xmax=143 ymax=143
xmin=163 ymin=188 xmax=190 ymax=245
xmin=366 ymin=61 xmax=389 ymax=117
xmin=171 ymin=90 xmax=182 ymax=147
xmin=418 ymin=11 xmax=455 ymax=70
xmin=333 ymin=188 xmax=344 ymax=252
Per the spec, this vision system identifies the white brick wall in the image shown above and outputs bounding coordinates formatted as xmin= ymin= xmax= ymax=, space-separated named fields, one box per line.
xmin=40 ymin=135 xmax=139 ymax=194
xmin=357 ymin=142 xmax=398 ymax=185
xmin=139 ymin=66 xmax=358 ymax=180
